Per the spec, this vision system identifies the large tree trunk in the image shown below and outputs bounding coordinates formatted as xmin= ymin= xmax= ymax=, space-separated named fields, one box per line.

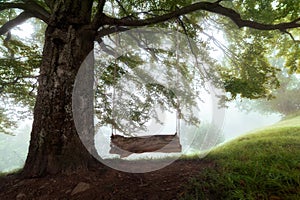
xmin=22 ymin=0 xmax=98 ymax=177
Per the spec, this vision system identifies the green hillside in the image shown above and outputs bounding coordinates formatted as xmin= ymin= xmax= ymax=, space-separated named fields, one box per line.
xmin=183 ymin=115 xmax=300 ymax=199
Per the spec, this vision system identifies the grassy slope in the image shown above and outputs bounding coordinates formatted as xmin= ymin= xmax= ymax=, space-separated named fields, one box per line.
xmin=182 ymin=115 xmax=300 ymax=200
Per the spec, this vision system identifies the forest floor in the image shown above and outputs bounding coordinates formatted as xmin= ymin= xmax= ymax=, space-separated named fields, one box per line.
xmin=0 ymin=159 xmax=214 ymax=200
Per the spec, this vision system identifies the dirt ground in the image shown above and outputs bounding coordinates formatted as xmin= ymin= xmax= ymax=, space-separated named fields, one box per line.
xmin=0 ymin=159 xmax=214 ymax=200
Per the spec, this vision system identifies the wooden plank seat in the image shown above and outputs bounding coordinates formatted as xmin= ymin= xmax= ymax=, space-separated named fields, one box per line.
xmin=109 ymin=133 xmax=182 ymax=157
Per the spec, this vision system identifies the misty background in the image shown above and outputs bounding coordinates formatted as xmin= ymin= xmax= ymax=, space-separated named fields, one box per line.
xmin=0 ymin=101 xmax=281 ymax=173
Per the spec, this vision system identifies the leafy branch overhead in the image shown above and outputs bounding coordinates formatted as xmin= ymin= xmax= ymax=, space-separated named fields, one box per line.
xmin=0 ymin=0 xmax=299 ymax=37
xmin=101 ymin=2 xmax=300 ymax=30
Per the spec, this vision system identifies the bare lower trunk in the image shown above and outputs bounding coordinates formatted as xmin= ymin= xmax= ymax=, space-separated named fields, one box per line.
xmin=22 ymin=24 xmax=97 ymax=177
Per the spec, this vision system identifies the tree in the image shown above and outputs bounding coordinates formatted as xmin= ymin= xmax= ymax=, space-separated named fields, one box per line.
xmin=0 ymin=0 xmax=299 ymax=177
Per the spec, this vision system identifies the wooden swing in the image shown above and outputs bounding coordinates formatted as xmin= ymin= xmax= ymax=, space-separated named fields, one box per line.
xmin=109 ymin=118 xmax=182 ymax=157
xmin=108 ymin=29 xmax=182 ymax=157
xmin=108 ymin=69 xmax=182 ymax=158
xmin=109 ymin=80 xmax=182 ymax=157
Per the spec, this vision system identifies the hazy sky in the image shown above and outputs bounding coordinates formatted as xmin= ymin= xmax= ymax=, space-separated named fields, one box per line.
xmin=222 ymin=102 xmax=281 ymax=141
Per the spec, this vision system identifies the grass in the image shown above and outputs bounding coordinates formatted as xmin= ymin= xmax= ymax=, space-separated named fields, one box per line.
xmin=181 ymin=115 xmax=300 ymax=200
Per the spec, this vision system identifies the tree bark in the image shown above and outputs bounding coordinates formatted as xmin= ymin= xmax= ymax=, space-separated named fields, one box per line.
xmin=22 ymin=1 xmax=98 ymax=177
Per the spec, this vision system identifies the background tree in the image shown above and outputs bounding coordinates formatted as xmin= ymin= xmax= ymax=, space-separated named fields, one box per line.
xmin=0 ymin=16 xmax=41 ymax=134
xmin=0 ymin=0 xmax=299 ymax=177
xmin=237 ymin=71 xmax=300 ymax=116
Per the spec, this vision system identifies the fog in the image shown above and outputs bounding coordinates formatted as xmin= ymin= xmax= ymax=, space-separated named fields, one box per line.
xmin=0 ymin=101 xmax=281 ymax=173
xmin=222 ymin=102 xmax=281 ymax=141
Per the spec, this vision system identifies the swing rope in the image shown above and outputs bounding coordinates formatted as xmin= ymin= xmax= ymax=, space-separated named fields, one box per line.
xmin=111 ymin=1 xmax=119 ymax=136
xmin=110 ymin=21 xmax=182 ymax=140
xmin=111 ymin=57 xmax=117 ymax=136
xmin=175 ymin=19 xmax=181 ymax=138
xmin=111 ymin=26 xmax=120 ymax=136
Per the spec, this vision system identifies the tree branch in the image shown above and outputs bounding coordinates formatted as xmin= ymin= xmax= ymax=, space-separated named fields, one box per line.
xmin=44 ymin=0 xmax=54 ymax=10
xmin=115 ymin=0 xmax=134 ymax=19
xmin=0 ymin=1 xmax=50 ymax=23
xmin=91 ymin=0 xmax=107 ymax=28
xmin=101 ymin=2 xmax=300 ymax=31
xmin=0 ymin=12 xmax=34 ymax=36
xmin=95 ymin=37 xmax=118 ymax=57
xmin=0 ymin=2 xmax=27 ymax=11
xmin=281 ymin=30 xmax=300 ymax=42
xmin=96 ymin=26 xmax=129 ymax=38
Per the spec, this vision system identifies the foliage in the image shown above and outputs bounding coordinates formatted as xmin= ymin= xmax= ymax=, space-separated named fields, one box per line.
xmin=0 ymin=39 xmax=40 ymax=105
xmin=212 ymin=0 xmax=300 ymax=102
xmin=181 ymin=115 xmax=300 ymax=199
xmin=237 ymin=72 xmax=300 ymax=116
xmin=94 ymin=32 xmax=205 ymax=135
xmin=219 ymin=39 xmax=281 ymax=100
xmin=0 ymin=108 xmax=16 ymax=134
xmin=0 ymin=26 xmax=41 ymax=134
xmin=228 ymin=0 xmax=300 ymax=24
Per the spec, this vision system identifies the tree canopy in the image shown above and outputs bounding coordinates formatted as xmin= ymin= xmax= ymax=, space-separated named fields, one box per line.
xmin=1 ymin=0 xmax=299 ymax=132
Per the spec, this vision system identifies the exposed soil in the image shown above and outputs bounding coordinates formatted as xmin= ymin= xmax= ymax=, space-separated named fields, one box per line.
xmin=0 ymin=159 xmax=214 ymax=200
